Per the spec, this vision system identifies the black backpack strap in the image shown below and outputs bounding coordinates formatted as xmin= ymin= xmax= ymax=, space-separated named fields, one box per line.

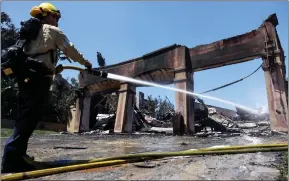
xmin=15 ymin=39 xmax=27 ymax=49
xmin=49 ymin=49 xmax=55 ymax=64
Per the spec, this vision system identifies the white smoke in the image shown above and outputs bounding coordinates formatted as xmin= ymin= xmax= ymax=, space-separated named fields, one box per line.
xmin=255 ymin=102 xmax=269 ymax=114
xmin=247 ymin=86 xmax=269 ymax=115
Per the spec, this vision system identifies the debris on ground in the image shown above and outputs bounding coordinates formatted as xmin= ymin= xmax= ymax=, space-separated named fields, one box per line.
xmin=237 ymin=123 xmax=257 ymax=129
xmin=79 ymin=93 xmax=275 ymax=138
xmin=208 ymin=110 xmax=240 ymax=130
xmin=53 ymin=146 xmax=87 ymax=150
xmin=180 ymin=142 xmax=188 ymax=146
xmin=147 ymin=127 xmax=173 ymax=134
xmin=235 ymin=106 xmax=270 ymax=122
xmin=132 ymin=162 xmax=157 ymax=168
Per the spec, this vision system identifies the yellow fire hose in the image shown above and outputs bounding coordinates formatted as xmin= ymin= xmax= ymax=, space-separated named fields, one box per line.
xmin=89 ymin=142 xmax=288 ymax=162
xmin=1 ymin=143 xmax=287 ymax=181
xmin=21 ymin=142 xmax=289 ymax=168
xmin=62 ymin=65 xmax=86 ymax=72
xmin=21 ymin=66 xmax=88 ymax=83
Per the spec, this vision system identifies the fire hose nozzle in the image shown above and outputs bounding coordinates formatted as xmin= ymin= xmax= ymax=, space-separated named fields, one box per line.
xmin=60 ymin=65 xmax=108 ymax=79
xmin=87 ymin=69 xmax=108 ymax=78
xmin=100 ymin=71 xmax=108 ymax=78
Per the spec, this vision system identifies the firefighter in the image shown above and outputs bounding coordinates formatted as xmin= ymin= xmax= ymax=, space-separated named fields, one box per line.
xmin=1 ymin=2 xmax=92 ymax=173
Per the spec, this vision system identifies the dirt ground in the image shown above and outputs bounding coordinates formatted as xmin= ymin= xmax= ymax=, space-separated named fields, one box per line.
xmin=1 ymin=133 xmax=287 ymax=180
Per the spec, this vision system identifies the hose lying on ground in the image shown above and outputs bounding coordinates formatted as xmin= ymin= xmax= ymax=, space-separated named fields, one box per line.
xmin=22 ymin=143 xmax=289 ymax=168
xmin=89 ymin=142 xmax=288 ymax=162
xmin=1 ymin=143 xmax=287 ymax=181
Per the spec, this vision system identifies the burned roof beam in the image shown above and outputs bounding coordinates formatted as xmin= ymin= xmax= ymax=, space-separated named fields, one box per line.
xmin=189 ymin=13 xmax=279 ymax=71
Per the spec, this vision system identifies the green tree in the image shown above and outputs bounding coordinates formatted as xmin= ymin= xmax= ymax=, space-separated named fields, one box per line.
xmin=156 ymin=96 xmax=175 ymax=120
xmin=1 ymin=12 xmax=19 ymax=50
xmin=70 ymin=77 xmax=79 ymax=88
xmin=97 ymin=52 xmax=106 ymax=67
xmin=1 ymin=12 xmax=19 ymax=119
xmin=43 ymin=75 xmax=79 ymax=124
xmin=144 ymin=95 xmax=159 ymax=117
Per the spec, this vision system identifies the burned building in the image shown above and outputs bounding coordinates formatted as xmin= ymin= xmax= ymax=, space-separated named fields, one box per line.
xmin=67 ymin=13 xmax=288 ymax=134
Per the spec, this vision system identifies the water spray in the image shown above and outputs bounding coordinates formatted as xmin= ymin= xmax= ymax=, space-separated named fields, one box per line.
xmin=62 ymin=66 xmax=258 ymax=114
xmin=106 ymin=73 xmax=258 ymax=114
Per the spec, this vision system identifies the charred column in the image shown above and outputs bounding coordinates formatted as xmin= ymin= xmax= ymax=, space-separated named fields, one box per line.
xmin=174 ymin=70 xmax=195 ymax=134
xmin=80 ymin=93 xmax=92 ymax=132
xmin=67 ymin=97 xmax=82 ymax=133
xmin=67 ymin=87 xmax=92 ymax=133
xmin=67 ymin=72 xmax=92 ymax=133
xmin=262 ymin=15 xmax=288 ymax=132
xmin=114 ymin=83 xmax=136 ymax=133
xmin=173 ymin=47 xmax=195 ymax=135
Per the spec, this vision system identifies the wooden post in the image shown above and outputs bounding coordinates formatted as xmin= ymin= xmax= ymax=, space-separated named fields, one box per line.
xmin=114 ymin=83 xmax=136 ymax=133
xmin=174 ymin=70 xmax=195 ymax=134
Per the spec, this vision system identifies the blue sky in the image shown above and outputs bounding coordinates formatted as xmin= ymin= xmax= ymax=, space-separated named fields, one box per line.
xmin=2 ymin=1 xmax=288 ymax=112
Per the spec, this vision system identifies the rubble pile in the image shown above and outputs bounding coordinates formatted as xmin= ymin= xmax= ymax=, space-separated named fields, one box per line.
xmin=88 ymin=111 xmax=271 ymax=137
xmin=232 ymin=106 xmax=272 ymax=136
xmin=133 ymin=108 xmax=151 ymax=131
xmin=84 ymin=92 xmax=274 ymax=137
xmin=236 ymin=120 xmax=271 ymax=136
xmin=92 ymin=114 xmax=115 ymax=131
xmin=234 ymin=107 xmax=270 ymax=122
xmin=83 ymin=106 xmax=272 ymax=136
xmin=144 ymin=115 xmax=172 ymax=128
xmin=207 ymin=108 xmax=241 ymax=133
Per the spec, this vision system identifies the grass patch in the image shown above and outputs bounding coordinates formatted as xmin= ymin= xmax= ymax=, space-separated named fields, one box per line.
xmin=277 ymin=151 xmax=288 ymax=181
xmin=1 ymin=128 xmax=57 ymax=137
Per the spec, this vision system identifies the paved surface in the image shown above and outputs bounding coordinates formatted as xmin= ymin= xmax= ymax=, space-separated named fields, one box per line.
xmin=1 ymin=133 xmax=287 ymax=180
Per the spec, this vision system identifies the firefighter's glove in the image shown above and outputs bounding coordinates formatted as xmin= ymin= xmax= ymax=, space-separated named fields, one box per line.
xmin=55 ymin=64 xmax=64 ymax=75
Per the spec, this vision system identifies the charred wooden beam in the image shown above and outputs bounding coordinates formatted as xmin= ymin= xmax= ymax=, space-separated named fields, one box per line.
xmin=74 ymin=13 xmax=287 ymax=134
xmin=189 ymin=22 xmax=269 ymax=71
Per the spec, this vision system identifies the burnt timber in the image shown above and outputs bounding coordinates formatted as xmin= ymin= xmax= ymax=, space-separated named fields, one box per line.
xmin=68 ymin=13 xmax=288 ymax=134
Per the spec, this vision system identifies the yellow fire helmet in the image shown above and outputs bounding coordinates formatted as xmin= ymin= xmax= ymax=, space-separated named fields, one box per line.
xmin=30 ymin=2 xmax=61 ymax=19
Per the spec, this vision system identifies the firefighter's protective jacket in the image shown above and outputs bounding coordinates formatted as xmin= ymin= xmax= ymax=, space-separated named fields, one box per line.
xmin=23 ymin=24 xmax=87 ymax=77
